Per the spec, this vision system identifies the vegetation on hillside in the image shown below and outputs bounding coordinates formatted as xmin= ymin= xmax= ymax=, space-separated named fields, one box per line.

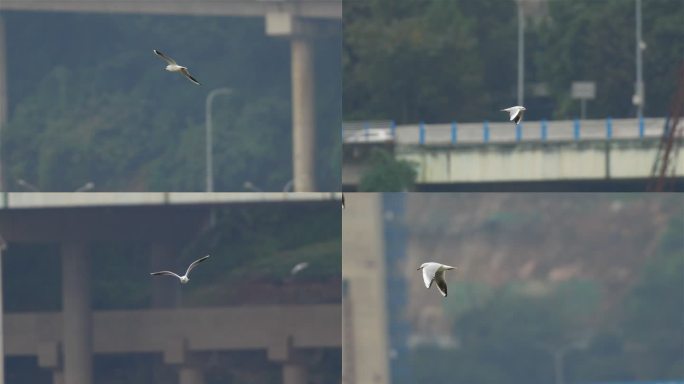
xmin=3 ymin=13 xmax=341 ymax=191
xmin=344 ymin=0 xmax=684 ymax=123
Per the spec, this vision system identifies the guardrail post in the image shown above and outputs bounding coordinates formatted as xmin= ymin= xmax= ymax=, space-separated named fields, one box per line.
xmin=483 ymin=121 xmax=490 ymax=143
xmin=541 ymin=119 xmax=548 ymax=141
xmin=451 ymin=121 xmax=457 ymax=145
xmin=419 ymin=121 xmax=425 ymax=145
xmin=515 ymin=123 xmax=522 ymax=142
xmin=573 ymin=119 xmax=580 ymax=141
xmin=364 ymin=121 xmax=370 ymax=142
xmin=606 ymin=116 xmax=612 ymax=139
xmin=638 ymin=114 xmax=644 ymax=138
xmin=391 ymin=120 xmax=396 ymax=138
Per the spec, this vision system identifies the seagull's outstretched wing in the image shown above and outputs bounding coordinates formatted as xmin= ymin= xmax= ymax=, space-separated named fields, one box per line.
xmin=512 ymin=110 xmax=523 ymax=124
xmin=435 ymin=270 xmax=448 ymax=297
xmin=151 ymin=271 xmax=182 ymax=279
xmin=153 ymin=50 xmax=176 ymax=65
xmin=421 ymin=263 xmax=440 ymax=288
xmin=185 ymin=255 xmax=210 ymax=276
xmin=291 ymin=262 xmax=309 ymax=275
xmin=180 ymin=68 xmax=200 ymax=85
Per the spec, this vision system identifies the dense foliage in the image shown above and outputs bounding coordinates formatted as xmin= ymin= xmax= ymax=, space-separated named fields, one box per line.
xmin=344 ymin=0 xmax=684 ymax=123
xmin=3 ymin=13 xmax=341 ymax=191
xmin=358 ymin=148 xmax=417 ymax=191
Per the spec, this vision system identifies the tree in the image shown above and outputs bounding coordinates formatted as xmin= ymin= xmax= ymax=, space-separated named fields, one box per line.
xmin=3 ymin=12 xmax=341 ymax=191
xmin=358 ymin=148 xmax=416 ymax=191
xmin=533 ymin=0 xmax=684 ymax=119
xmin=343 ymin=0 xmax=487 ymax=123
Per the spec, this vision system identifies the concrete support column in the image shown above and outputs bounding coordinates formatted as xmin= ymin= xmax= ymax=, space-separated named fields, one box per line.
xmin=0 ymin=15 xmax=7 ymax=191
xmin=290 ymin=33 xmax=316 ymax=192
xmin=61 ymin=242 xmax=92 ymax=384
xmin=37 ymin=341 xmax=63 ymax=384
xmin=164 ymin=338 xmax=205 ymax=384
xmin=52 ymin=372 xmax=65 ymax=384
xmin=268 ymin=335 xmax=309 ymax=384
xmin=149 ymin=243 xmax=180 ymax=308
xmin=283 ymin=362 xmax=308 ymax=384
xmin=179 ymin=366 xmax=205 ymax=384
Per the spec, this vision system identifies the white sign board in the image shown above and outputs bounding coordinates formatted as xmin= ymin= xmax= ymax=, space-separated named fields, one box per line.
xmin=571 ymin=81 xmax=596 ymax=99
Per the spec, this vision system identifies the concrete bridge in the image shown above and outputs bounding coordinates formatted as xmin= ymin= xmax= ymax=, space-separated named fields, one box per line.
xmin=342 ymin=118 xmax=683 ymax=191
xmin=0 ymin=192 xmax=341 ymax=384
xmin=0 ymin=0 xmax=341 ymax=192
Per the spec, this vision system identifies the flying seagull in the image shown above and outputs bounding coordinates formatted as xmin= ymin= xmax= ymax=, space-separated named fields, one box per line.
xmin=291 ymin=262 xmax=309 ymax=275
xmin=153 ymin=50 xmax=200 ymax=85
xmin=150 ymin=255 xmax=210 ymax=284
xmin=417 ymin=262 xmax=456 ymax=297
xmin=501 ymin=106 xmax=526 ymax=125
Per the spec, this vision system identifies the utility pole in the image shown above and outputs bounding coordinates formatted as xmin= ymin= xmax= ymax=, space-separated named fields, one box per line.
xmin=635 ymin=0 xmax=644 ymax=117
xmin=517 ymin=0 xmax=525 ymax=106
xmin=205 ymin=88 xmax=232 ymax=192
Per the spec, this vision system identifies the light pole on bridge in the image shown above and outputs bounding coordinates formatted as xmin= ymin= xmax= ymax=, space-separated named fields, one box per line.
xmin=205 ymin=88 xmax=233 ymax=193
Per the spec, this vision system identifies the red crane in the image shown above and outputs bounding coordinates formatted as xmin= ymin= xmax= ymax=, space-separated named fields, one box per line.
xmin=649 ymin=60 xmax=684 ymax=191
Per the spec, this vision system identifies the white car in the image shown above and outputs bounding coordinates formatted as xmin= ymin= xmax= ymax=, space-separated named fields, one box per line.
xmin=344 ymin=128 xmax=394 ymax=143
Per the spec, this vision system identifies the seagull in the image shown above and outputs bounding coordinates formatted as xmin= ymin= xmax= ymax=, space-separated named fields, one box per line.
xmin=501 ymin=106 xmax=526 ymax=125
xmin=150 ymin=255 xmax=210 ymax=284
xmin=153 ymin=50 xmax=200 ymax=85
xmin=291 ymin=262 xmax=309 ymax=275
xmin=417 ymin=262 xmax=456 ymax=297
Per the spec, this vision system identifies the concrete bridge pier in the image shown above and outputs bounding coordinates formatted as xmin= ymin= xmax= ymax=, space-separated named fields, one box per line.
xmin=60 ymin=242 xmax=93 ymax=384
xmin=149 ymin=242 xmax=180 ymax=308
xmin=282 ymin=362 xmax=308 ymax=384
xmin=165 ymin=339 xmax=206 ymax=384
xmin=0 ymin=14 xmax=7 ymax=191
xmin=179 ymin=366 xmax=205 ymax=384
xmin=267 ymin=14 xmax=316 ymax=192
xmin=268 ymin=336 xmax=309 ymax=384
xmin=37 ymin=341 xmax=63 ymax=384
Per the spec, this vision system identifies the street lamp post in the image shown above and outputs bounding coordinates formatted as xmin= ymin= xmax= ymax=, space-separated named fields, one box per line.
xmin=517 ymin=0 xmax=525 ymax=107
xmin=635 ymin=0 xmax=644 ymax=117
xmin=205 ymin=88 xmax=232 ymax=192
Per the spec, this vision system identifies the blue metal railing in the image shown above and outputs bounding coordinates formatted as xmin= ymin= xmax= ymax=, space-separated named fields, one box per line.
xmin=419 ymin=121 xmax=425 ymax=145
xmin=343 ymin=117 xmax=655 ymax=145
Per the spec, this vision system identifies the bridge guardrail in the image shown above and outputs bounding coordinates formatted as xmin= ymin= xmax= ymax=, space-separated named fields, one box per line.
xmin=343 ymin=117 xmax=666 ymax=145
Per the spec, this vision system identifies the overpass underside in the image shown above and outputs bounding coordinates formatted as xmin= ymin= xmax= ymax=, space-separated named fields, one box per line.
xmin=0 ymin=201 xmax=341 ymax=384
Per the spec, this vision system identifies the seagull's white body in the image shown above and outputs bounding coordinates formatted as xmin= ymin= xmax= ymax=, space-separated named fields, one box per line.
xmin=151 ymin=255 xmax=210 ymax=284
xmin=153 ymin=50 xmax=200 ymax=85
xmin=501 ymin=106 xmax=526 ymax=125
xmin=291 ymin=262 xmax=309 ymax=275
xmin=417 ymin=262 xmax=456 ymax=297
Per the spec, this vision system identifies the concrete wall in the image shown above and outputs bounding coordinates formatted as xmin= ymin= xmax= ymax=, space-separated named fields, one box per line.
xmin=342 ymin=193 xmax=389 ymax=384
xmin=396 ymin=139 xmax=683 ymax=184
xmin=5 ymin=305 xmax=341 ymax=356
